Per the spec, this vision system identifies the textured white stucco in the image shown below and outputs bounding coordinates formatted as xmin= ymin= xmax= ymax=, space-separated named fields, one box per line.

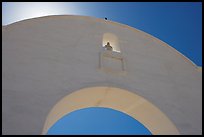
xmin=2 ymin=15 xmax=202 ymax=135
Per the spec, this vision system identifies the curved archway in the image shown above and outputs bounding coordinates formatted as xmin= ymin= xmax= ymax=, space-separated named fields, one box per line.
xmin=42 ymin=87 xmax=179 ymax=135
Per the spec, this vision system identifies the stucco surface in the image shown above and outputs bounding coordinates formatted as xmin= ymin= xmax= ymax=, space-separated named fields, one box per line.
xmin=2 ymin=15 xmax=202 ymax=135
xmin=42 ymin=87 xmax=179 ymax=135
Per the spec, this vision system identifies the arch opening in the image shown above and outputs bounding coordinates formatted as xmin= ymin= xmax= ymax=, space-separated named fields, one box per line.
xmin=42 ymin=86 xmax=179 ymax=135
xmin=47 ymin=107 xmax=152 ymax=135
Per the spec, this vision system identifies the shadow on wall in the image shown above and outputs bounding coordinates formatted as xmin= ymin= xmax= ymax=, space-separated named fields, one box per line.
xmin=42 ymin=86 xmax=180 ymax=135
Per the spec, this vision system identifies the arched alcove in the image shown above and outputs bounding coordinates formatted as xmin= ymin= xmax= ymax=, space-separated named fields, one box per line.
xmin=103 ymin=33 xmax=120 ymax=52
xmin=42 ymin=87 xmax=179 ymax=135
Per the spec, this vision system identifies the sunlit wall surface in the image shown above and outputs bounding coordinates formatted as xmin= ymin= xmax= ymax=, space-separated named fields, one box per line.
xmin=2 ymin=2 xmax=202 ymax=66
xmin=2 ymin=15 xmax=201 ymax=135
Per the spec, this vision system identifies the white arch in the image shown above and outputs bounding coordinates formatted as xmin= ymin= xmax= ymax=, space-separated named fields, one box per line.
xmin=42 ymin=87 xmax=179 ymax=135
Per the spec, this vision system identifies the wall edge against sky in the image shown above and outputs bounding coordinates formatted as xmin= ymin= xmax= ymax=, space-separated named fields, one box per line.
xmin=3 ymin=14 xmax=201 ymax=69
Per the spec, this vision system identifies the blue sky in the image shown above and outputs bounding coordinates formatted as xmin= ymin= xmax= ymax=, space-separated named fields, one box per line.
xmin=47 ymin=107 xmax=152 ymax=135
xmin=2 ymin=2 xmax=202 ymax=66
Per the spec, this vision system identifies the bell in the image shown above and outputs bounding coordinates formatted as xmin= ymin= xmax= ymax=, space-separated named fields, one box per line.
xmin=104 ymin=42 xmax=113 ymax=51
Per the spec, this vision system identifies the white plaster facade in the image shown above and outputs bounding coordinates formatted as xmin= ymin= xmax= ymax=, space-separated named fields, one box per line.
xmin=2 ymin=15 xmax=202 ymax=135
